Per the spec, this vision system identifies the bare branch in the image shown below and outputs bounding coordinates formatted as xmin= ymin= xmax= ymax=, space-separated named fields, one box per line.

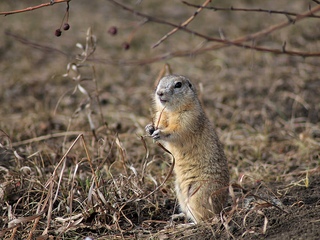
xmin=103 ymin=1 xmax=320 ymax=64
xmin=5 ymin=31 xmax=69 ymax=57
xmin=106 ymin=0 xmax=226 ymax=44
xmin=0 ymin=0 xmax=70 ymax=16
xmin=6 ymin=1 xmax=320 ymax=66
xmin=90 ymin=44 xmax=320 ymax=66
xmin=182 ymin=1 xmax=320 ymax=19
xmin=7 ymin=29 xmax=320 ymax=67
xmin=107 ymin=1 xmax=320 ymax=45
xmin=152 ymin=0 xmax=212 ymax=48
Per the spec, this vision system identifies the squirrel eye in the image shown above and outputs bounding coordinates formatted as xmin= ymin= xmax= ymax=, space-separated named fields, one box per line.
xmin=174 ymin=82 xmax=182 ymax=88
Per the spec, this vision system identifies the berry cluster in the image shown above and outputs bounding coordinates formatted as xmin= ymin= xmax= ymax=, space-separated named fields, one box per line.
xmin=55 ymin=2 xmax=70 ymax=37
xmin=55 ymin=23 xmax=70 ymax=37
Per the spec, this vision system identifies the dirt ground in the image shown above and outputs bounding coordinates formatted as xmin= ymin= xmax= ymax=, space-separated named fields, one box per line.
xmin=0 ymin=0 xmax=320 ymax=239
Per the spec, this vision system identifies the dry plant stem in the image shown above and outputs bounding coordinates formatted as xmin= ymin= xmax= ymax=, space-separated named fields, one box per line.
xmin=232 ymin=183 xmax=288 ymax=213
xmin=115 ymin=136 xmax=129 ymax=175
xmin=154 ymin=63 xmax=172 ymax=87
xmin=127 ymin=19 xmax=149 ymax=43
xmin=152 ymin=0 xmax=212 ymax=48
xmin=140 ymin=142 xmax=175 ymax=200
xmin=5 ymin=211 xmax=47 ymax=233
xmin=80 ymin=135 xmax=100 ymax=188
xmin=182 ymin=1 xmax=320 ymax=19
xmin=281 ymin=166 xmax=320 ymax=177
xmin=118 ymin=204 xmax=134 ymax=231
xmin=243 ymin=209 xmax=268 ymax=235
xmin=142 ymin=220 xmax=168 ymax=225
xmin=0 ymin=129 xmax=12 ymax=147
xmin=57 ymin=217 xmax=84 ymax=236
xmin=91 ymin=65 xmax=106 ymax=127
xmin=58 ymin=1 xmax=70 ymax=29
xmin=10 ymin=228 xmax=17 ymax=240
xmin=28 ymin=216 xmax=39 ymax=240
xmin=68 ymin=163 xmax=79 ymax=221
xmin=0 ymin=0 xmax=70 ymax=16
xmin=5 ymin=31 xmax=68 ymax=57
xmin=140 ymin=136 xmax=149 ymax=183
xmin=2 ymin=182 xmax=50 ymax=236
xmin=11 ymin=131 xmax=85 ymax=147
xmin=27 ymin=192 xmax=45 ymax=240
xmin=156 ymin=106 xmax=167 ymax=129
xmin=43 ymin=134 xmax=99 ymax=232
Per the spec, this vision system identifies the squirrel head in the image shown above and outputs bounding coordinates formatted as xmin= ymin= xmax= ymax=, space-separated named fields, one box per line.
xmin=155 ymin=75 xmax=199 ymax=111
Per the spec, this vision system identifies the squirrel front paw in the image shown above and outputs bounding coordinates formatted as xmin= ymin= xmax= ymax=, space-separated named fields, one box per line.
xmin=151 ymin=129 xmax=161 ymax=140
xmin=145 ymin=124 xmax=155 ymax=135
xmin=145 ymin=124 xmax=161 ymax=140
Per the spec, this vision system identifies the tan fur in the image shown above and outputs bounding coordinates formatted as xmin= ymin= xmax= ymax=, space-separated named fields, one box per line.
xmin=146 ymin=75 xmax=229 ymax=223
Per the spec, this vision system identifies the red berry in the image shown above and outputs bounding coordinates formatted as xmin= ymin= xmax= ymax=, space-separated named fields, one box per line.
xmin=108 ymin=26 xmax=117 ymax=35
xmin=55 ymin=29 xmax=62 ymax=37
xmin=122 ymin=42 xmax=130 ymax=50
xmin=63 ymin=23 xmax=70 ymax=31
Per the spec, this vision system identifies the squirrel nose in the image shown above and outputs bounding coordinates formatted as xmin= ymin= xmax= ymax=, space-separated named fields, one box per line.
xmin=157 ymin=90 xmax=164 ymax=97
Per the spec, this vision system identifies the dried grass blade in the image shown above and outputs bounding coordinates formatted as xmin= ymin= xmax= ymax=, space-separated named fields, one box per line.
xmin=141 ymin=143 xmax=174 ymax=200
xmin=140 ymin=136 xmax=149 ymax=183
xmin=8 ymin=211 xmax=45 ymax=228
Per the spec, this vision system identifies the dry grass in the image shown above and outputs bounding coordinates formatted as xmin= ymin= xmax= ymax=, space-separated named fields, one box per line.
xmin=1 ymin=0 xmax=320 ymax=239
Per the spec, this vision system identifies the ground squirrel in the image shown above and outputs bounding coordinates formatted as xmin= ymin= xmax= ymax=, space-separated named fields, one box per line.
xmin=145 ymin=74 xmax=229 ymax=224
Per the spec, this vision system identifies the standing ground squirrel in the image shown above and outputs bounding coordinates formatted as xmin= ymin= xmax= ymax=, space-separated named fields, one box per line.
xmin=145 ymin=74 xmax=229 ymax=224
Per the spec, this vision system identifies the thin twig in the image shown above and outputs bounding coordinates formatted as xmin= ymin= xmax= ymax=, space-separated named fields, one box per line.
xmin=90 ymin=43 xmax=320 ymax=66
xmin=140 ymin=142 xmax=175 ymax=200
xmin=5 ymin=31 xmax=69 ymax=57
xmin=107 ymin=0 xmax=320 ymax=45
xmin=232 ymin=183 xmax=288 ymax=213
xmin=222 ymin=4 xmax=320 ymax=44
xmin=7 ymin=28 xmax=320 ymax=67
xmin=106 ymin=0 xmax=226 ymax=44
xmin=6 ymin=2 xmax=320 ymax=66
xmin=0 ymin=0 xmax=70 ymax=16
xmin=81 ymin=135 xmax=100 ymax=188
xmin=140 ymin=136 xmax=149 ymax=184
xmin=11 ymin=131 xmax=86 ymax=147
xmin=152 ymin=0 xmax=212 ymax=48
xmin=182 ymin=1 xmax=320 ymax=19
xmin=104 ymin=1 xmax=320 ymax=63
